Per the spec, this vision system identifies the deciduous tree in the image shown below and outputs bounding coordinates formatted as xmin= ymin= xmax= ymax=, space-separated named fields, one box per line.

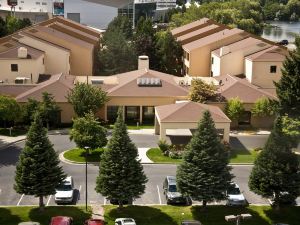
xmin=0 ymin=95 xmax=21 ymax=125
xmin=67 ymin=83 xmax=108 ymax=117
xmin=225 ymin=97 xmax=245 ymax=122
xmin=70 ymin=112 xmax=107 ymax=150
xmin=177 ymin=111 xmax=232 ymax=209
xmin=188 ymin=79 xmax=217 ymax=103
xmin=14 ymin=112 xmax=65 ymax=210
xmin=96 ymin=108 xmax=147 ymax=208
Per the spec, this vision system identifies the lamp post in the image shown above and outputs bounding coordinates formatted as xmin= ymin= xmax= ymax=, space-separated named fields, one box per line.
xmin=225 ymin=214 xmax=252 ymax=225
xmin=84 ymin=146 xmax=90 ymax=211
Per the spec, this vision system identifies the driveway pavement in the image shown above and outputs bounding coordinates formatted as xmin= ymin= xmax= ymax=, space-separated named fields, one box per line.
xmin=4 ymin=132 xmax=300 ymax=207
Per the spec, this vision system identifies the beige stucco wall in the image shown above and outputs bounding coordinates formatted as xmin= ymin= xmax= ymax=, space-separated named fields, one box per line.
xmin=211 ymin=54 xmax=221 ymax=77
xmin=19 ymin=36 xmax=71 ymax=75
xmin=185 ymin=34 xmax=245 ymax=77
xmin=57 ymin=103 xmax=75 ymax=124
xmin=156 ymin=119 xmax=230 ymax=142
xmin=251 ymin=61 xmax=283 ymax=88
xmin=30 ymin=31 xmax=94 ymax=76
xmin=245 ymin=59 xmax=253 ymax=83
xmin=0 ymin=56 xmax=45 ymax=83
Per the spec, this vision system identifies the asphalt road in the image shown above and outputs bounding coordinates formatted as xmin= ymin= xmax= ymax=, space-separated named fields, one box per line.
xmin=0 ymin=133 xmax=274 ymax=206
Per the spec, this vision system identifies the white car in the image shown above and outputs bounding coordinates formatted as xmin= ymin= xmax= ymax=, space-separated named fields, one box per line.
xmin=226 ymin=183 xmax=247 ymax=206
xmin=115 ymin=218 xmax=136 ymax=225
xmin=55 ymin=176 xmax=74 ymax=204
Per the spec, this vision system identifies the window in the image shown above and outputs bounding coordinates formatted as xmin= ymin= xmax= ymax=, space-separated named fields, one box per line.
xmin=107 ymin=106 xmax=119 ymax=123
xmin=11 ymin=64 xmax=18 ymax=72
xmin=238 ymin=111 xmax=251 ymax=125
xmin=43 ymin=58 xmax=44 ymax=64
xmin=42 ymin=2 xmax=47 ymax=5
xmin=211 ymin=71 xmax=214 ymax=77
xmin=186 ymin=67 xmax=189 ymax=75
xmin=36 ymin=2 xmax=40 ymax=5
xmin=186 ymin=52 xmax=189 ymax=61
xmin=211 ymin=57 xmax=214 ymax=65
xmin=270 ymin=65 xmax=277 ymax=73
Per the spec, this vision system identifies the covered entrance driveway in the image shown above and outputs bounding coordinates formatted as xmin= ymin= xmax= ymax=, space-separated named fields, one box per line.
xmin=155 ymin=101 xmax=231 ymax=143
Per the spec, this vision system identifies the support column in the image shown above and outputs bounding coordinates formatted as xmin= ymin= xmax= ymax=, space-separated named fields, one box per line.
xmin=155 ymin=116 xmax=160 ymax=135
xmin=159 ymin=123 xmax=167 ymax=141
xmin=223 ymin=124 xmax=230 ymax=143
xmin=139 ymin=106 xmax=143 ymax=124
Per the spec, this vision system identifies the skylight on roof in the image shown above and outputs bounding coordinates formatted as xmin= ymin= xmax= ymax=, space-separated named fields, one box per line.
xmin=137 ymin=77 xmax=162 ymax=87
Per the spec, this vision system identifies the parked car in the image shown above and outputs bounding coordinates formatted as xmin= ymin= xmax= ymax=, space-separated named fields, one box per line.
xmin=115 ymin=218 xmax=136 ymax=225
xmin=277 ymin=39 xmax=289 ymax=45
xmin=109 ymin=198 xmax=133 ymax=205
xmin=50 ymin=216 xmax=73 ymax=225
xmin=163 ymin=176 xmax=191 ymax=205
xmin=18 ymin=222 xmax=40 ymax=225
xmin=55 ymin=176 xmax=74 ymax=204
xmin=226 ymin=183 xmax=247 ymax=206
xmin=181 ymin=220 xmax=202 ymax=225
xmin=84 ymin=219 xmax=105 ymax=225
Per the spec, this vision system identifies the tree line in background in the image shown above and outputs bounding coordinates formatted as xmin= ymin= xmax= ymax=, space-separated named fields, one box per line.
xmin=0 ymin=16 xmax=31 ymax=37
xmin=98 ymin=16 xmax=183 ymax=76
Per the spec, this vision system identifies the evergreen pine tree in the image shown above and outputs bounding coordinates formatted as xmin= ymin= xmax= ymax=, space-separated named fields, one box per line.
xmin=95 ymin=108 xmax=147 ymax=208
xmin=248 ymin=117 xmax=300 ymax=209
xmin=275 ymin=36 xmax=300 ymax=118
xmin=177 ymin=110 xmax=232 ymax=209
xmin=14 ymin=112 xmax=65 ymax=210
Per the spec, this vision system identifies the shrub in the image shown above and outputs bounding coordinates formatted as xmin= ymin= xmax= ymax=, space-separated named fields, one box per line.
xmin=158 ymin=139 xmax=170 ymax=155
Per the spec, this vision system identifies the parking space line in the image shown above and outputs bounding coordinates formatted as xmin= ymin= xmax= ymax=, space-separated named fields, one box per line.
xmin=46 ymin=195 xmax=52 ymax=206
xmin=157 ymin=185 xmax=162 ymax=205
xmin=17 ymin=194 xmax=24 ymax=206
xmin=103 ymin=198 xmax=106 ymax=205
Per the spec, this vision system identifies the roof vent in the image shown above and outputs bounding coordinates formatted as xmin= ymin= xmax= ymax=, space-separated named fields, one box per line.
xmin=3 ymin=43 xmax=13 ymax=48
xmin=137 ymin=77 xmax=161 ymax=87
xmin=220 ymin=46 xmax=230 ymax=56
xmin=257 ymin=43 xmax=267 ymax=47
xmin=18 ymin=47 xmax=28 ymax=59
xmin=29 ymin=29 xmax=38 ymax=33
xmin=91 ymin=79 xmax=104 ymax=85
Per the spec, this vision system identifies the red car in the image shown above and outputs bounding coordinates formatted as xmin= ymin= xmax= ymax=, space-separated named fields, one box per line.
xmin=50 ymin=216 xmax=73 ymax=225
xmin=84 ymin=219 xmax=105 ymax=225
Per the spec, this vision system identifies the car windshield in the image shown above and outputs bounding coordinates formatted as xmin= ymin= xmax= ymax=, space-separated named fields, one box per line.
xmin=228 ymin=186 xmax=241 ymax=195
xmin=56 ymin=184 xmax=72 ymax=191
xmin=169 ymin=184 xmax=177 ymax=192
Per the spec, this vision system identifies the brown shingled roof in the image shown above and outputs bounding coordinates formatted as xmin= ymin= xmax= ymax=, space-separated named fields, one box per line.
xmin=0 ymin=43 xmax=44 ymax=59
xmin=155 ymin=101 xmax=231 ymax=123
xmin=183 ymin=28 xmax=246 ymax=52
xmin=16 ymin=74 xmax=75 ymax=103
xmin=105 ymin=69 xmax=189 ymax=97
xmin=0 ymin=84 xmax=37 ymax=97
xmin=215 ymin=75 xmax=277 ymax=103
xmin=212 ymin=37 xmax=271 ymax=57
xmin=177 ymin=24 xmax=226 ymax=45
xmin=171 ymin=18 xmax=212 ymax=38
xmin=246 ymin=46 xmax=288 ymax=62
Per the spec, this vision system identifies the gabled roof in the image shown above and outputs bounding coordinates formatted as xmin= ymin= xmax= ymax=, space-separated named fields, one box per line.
xmin=16 ymin=74 xmax=75 ymax=103
xmin=215 ymin=75 xmax=277 ymax=103
xmin=103 ymin=69 xmax=189 ymax=97
xmin=212 ymin=37 xmax=271 ymax=57
xmin=0 ymin=84 xmax=37 ymax=97
xmin=246 ymin=46 xmax=288 ymax=62
xmin=177 ymin=24 xmax=226 ymax=45
xmin=0 ymin=42 xmax=44 ymax=59
xmin=155 ymin=101 xmax=231 ymax=123
xmin=25 ymin=26 xmax=94 ymax=49
xmin=171 ymin=18 xmax=212 ymax=38
xmin=183 ymin=28 xmax=246 ymax=52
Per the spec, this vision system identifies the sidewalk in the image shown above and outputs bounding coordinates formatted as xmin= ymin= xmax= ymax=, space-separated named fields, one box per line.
xmin=127 ymin=129 xmax=155 ymax=135
xmin=230 ymin=130 xmax=271 ymax=136
xmin=138 ymin=148 xmax=153 ymax=163
xmin=0 ymin=135 xmax=26 ymax=150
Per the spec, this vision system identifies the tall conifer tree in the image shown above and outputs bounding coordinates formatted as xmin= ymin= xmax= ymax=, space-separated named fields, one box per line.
xmin=14 ymin=112 xmax=65 ymax=210
xmin=249 ymin=117 xmax=300 ymax=209
xmin=95 ymin=108 xmax=147 ymax=208
xmin=177 ymin=111 xmax=232 ymax=209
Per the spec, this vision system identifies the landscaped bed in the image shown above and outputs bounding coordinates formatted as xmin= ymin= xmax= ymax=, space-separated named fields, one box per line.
xmin=63 ymin=148 xmax=104 ymax=163
xmin=104 ymin=205 xmax=299 ymax=225
xmin=0 ymin=206 xmax=91 ymax=225
xmin=0 ymin=128 xmax=27 ymax=137
xmin=108 ymin=124 xmax=154 ymax=130
xmin=146 ymin=148 xmax=259 ymax=164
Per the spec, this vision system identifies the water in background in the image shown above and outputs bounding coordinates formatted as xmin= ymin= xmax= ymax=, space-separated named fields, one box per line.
xmin=262 ymin=21 xmax=300 ymax=43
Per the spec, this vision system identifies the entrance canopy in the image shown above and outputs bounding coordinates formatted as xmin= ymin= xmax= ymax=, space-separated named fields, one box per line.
xmin=155 ymin=101 xmax=231 ymax=143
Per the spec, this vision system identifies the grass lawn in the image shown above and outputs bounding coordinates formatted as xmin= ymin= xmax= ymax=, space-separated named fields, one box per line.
xmin=0 ymin=206 xmax=91 ymax=225
xmin=104 ymin=205 xmax=300 ymax=225
xmin=147 ymin=148 xmax=259 ymax=164
xmin=0 ymin=128 xmax=27 ymax=137
xmin=63 ymin=148 xmax=104 ymax=163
